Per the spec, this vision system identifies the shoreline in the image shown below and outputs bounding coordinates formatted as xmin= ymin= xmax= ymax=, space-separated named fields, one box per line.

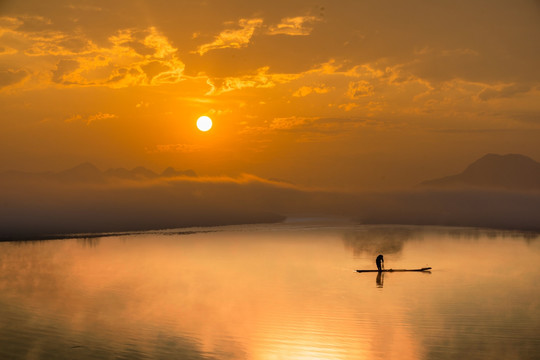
xmin=2 ymin=217 xmax=539 ymax=242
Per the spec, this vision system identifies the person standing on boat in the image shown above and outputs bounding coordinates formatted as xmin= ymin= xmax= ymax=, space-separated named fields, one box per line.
xmin=376 ymin=254 xmax=384 ymax=271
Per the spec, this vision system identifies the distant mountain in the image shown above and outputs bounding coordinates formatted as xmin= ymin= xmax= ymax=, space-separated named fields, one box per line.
xmin=104 ymin=167 xmax=137 ymax=179
xmin=161 ymin=167 xmax=197 ymax=177
xmin=1 ymin=163 xmax=197 ymax=183
xmin=421 ymin=153 xmax=540 ymax=190
xmin=130 ymin=166 xmax=159 ymax=179
xmin=57 ymin=162 xmax=105 ymax=182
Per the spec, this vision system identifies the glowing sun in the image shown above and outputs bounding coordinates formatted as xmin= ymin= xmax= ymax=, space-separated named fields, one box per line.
xmin=196 ymin=116 xmax=212 ymax=132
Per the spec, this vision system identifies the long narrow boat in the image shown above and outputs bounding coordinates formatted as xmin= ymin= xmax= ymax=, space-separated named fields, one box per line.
xmin=356 ymin=267 xmax=432 ymax=273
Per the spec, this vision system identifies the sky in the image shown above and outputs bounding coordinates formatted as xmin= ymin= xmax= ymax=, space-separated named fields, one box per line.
xmin=1 ymin=0 xmax=540 ymax=189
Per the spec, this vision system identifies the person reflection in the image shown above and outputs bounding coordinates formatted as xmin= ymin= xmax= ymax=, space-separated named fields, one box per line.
xmin=376 ymin=271 xmax=384 ymax=288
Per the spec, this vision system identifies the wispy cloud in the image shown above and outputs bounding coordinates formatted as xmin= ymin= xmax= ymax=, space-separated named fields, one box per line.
xmin=267 ymin=16 xmax=320 ymax=36
xmin=346 ymin=80 xmax=374 ymax=99
xmin=195 ymin=18 xmax=263 ymax=55
xmin=293 ymin=84 xmax=332 ymax=97
xmin=478 ymin=83 xmax=531 ymax=101
xmin=65 ymin=112 xmax=117 ymax=125
xmin=148 ymin=143 xmax=205 ymax=153
xmin=206 ymin=66 xmax=299 ymax=95
xmin=269 ymin=116 xmax=317 ymax=130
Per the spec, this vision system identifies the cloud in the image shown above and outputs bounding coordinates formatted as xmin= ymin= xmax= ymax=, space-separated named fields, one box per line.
xmin=292 ymin=84 xmax=332 ymax=97
xmin=346 ymin=80 xmax=374 ymax=99
xmin=338 ymin=103 xmax=358 ymax=112
xmin=399 ymin=47 xmax=483 ymax=85
xmin=0 ymin=16 xmax=21 ymax=33
xmin=0 ymin=69 xmax=28 ymax=88
xmin=0 ymin=14 xmax=52 ymax=34
xmin=269 ymin=116 xmax=317 ymax=130
xmin=149 ymin=143 xmax=205 ymax=154
xmin=1 ymin=21 xmax=185 ymax=88
xmin=24 ymin=30 xmax=96 ymax=57
xmin=51 ymin=59 xmax=79 ymax=83
xmin=66 ymin=4 xmax=103 ymax=12
xmin=195 ymin=18 xmax=263 ymax=55
xmin=240 ymin=116 xmax=372 ymax=138
xmin=65 ymin=112 xmax=117 ymax=125
xmin=206 ymin=66 xmax=299 ymax=95
xmin=478 ymin=83 xmax=531 ymax=101
xmin=0 ymin=46 xmax=17 ymax=55
xmin=267 ymin=16 xmax=320 ymax=36
xmin=240 ymin=116 xmax=323 ymax=135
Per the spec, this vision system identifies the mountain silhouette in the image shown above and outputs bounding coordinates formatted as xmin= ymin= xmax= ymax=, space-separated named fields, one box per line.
xmin=161 ymin=167 xmax=197 ymax=177
xmin=57 ymin=162 xmax=105 ymax=182
xmin=130 ymin=166 xmax=159 ymax=179
xmin=421 ymin=153 xmax=540 ymax=190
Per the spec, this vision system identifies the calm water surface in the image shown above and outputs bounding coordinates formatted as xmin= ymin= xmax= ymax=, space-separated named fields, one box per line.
xmin=0 ymin=222 xmax=539 ymax=360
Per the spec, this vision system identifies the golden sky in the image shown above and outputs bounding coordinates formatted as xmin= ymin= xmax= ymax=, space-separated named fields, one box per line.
xmin=1 ymin=0 xmax=540 ymax=189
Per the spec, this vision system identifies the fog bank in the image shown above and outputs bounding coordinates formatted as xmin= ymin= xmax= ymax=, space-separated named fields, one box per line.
xmin=2 ymin=173 xmax=540 ymax=240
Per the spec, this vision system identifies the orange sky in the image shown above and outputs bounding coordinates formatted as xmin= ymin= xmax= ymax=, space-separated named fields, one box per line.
xmin=1 ymin=0 xmax=539 ymax=189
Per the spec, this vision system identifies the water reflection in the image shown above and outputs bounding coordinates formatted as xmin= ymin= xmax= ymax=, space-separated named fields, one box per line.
xmin=0 ymin=224 xmax=539 ymax=360
xmin=343 ymin=226 xmax=419 ymax=257
xmin=376 ymin=271 xmax=384 ymax=288
xmin=77 ymin=237 xmax=100 ymax=248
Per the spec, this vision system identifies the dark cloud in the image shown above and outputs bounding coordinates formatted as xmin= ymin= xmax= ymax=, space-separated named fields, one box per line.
xmin=0 ymin=69 xmax=28 ymax=88
xmin=51 ymin=59 xmax=79 ymax=83
xmin=478 ymin=84 xmax=531 ymax=101
xmin=124 ymin=40 xmax=155 ymax=56
xmin=141 ymin=60 xmax=171 ymax=81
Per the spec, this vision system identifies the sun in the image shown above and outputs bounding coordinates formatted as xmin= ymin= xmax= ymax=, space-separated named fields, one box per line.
xmin=196 ymin=116 xmax=212 ymax=132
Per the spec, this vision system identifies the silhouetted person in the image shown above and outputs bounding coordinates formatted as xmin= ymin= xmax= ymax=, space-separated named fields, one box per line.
xmin=376 ymin=254 xmax=384 ymax=271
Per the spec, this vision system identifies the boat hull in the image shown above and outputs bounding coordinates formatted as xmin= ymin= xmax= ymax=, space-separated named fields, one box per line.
xmin=356 ymin=267 xmax=432 ymax=273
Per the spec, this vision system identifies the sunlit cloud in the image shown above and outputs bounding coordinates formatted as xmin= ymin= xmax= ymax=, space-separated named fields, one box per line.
xmin=0 ymin=16 xmax=21 ymax=33
xmin=346 ymin=80 xmax=374 ymax=99
xmin=65 ymin=112 xmax=117 ymax=125
xmin=206 ymin=66 xmax=300 ymax=95
xmin=0 ymin=46 xmax=18 ymax=55
xmin=24 ymin=33 xmax=95 ymax=57
xmin=195 ymin=18 xmax=263 ymax=55
xmin=338 ymin=103 xmax=358 ymax=112
xmin=267 ymin=16 xmax=320 ymax=36
xmin=292 ymin=84 xmax=332 ymax=97
xmin=269 ymin=116 xmax=317 ymax=130
xmin=240 ymin=116 xmax=369 ymax=137
xmin=0 ymin=20 xmax=185 ymax=89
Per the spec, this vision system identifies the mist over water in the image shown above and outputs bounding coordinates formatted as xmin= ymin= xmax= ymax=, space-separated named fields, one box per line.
xmin=0 ymin=223 xmax=538 ymax=360
xmin=2 ymin=168 xmax=540 ymax=240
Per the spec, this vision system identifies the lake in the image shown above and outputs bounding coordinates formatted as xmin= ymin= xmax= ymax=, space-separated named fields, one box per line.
xmin=0 ymin=221 xmax=539 ymax=359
